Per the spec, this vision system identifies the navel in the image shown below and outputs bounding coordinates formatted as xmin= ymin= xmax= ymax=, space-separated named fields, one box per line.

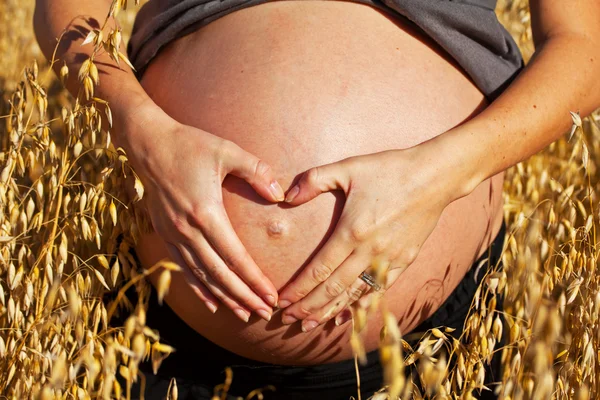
xmin=266 ymin=219 xmax=288 ymax=238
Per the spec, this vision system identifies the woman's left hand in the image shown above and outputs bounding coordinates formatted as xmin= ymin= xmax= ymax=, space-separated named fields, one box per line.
xmin=278 ymin=148 xmax=462 ymax=332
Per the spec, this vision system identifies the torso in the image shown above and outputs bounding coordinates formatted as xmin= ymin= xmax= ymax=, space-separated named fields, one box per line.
xmin=136 ymin=0 xmax=504 ymax=365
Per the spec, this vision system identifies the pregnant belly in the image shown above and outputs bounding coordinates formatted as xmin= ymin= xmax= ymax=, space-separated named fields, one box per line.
xmin=136 ymin=0 xmax=504 ymax=364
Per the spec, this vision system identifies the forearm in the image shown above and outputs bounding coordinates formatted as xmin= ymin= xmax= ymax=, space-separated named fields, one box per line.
xmin=33 ymin=0 xmax=158 ymax=152
xmin=428 ymin=32 xmax=600 ymax=199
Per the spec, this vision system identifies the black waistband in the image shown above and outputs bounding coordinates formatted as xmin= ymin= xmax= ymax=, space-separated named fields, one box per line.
xmin=129 ymin=220 xmax=506 ymax=397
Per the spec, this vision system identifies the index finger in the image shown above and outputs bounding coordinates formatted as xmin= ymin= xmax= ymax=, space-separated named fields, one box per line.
xmin=199 ymin=207 xmax=279 ymax=308
xmin=278 ymin=223 xmax=354 ymax=309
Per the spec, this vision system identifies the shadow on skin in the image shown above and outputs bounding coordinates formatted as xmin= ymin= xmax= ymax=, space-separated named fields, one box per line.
xmin=223 ymin=175 xmax=346 ymax=288
xmin=57 ymin=16 xmax=99 ymax=53
xmin=247 ymin=305 xmax=348 ymax=361
xmin=319 ymin=328 xmax=349 ymax=363
xmin=281 ymin=322 xmax=347 ymax=362
xmin=113 ymin=0 xmax=499 ymax=361
xmin=58 ymin=16 xmax=122 ymax=76
xmin=220 ymin=99 xmax=497 ymax=362
xmin=398 ymin=178 xmax=498 ymax=337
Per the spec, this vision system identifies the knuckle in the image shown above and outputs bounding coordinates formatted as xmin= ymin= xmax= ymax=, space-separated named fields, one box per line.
xmin=293 ymin=287 xmax=309 ymax=300
xmin=207 ymin=263 xmax=228 ymax=283
xmin=285 ymin=305 xmax=311 ymax=320
xmin=188 ymin=208 xmax=207 ymax=229
xmin=401 ymin=247 xmax=420 ymax=266
xmin=371 ymin=238 xmax=388 ymax=255
xmin=224 ymin=251 xmax=248 ymax=272
xmin=312 ymin=263 xmax=333 ymax=283
xmin=254 ymin=159 xmax=272 ymax=179
xmin=349 ymin=223 xmax=369 ymax=242
xmin=218 ymin=140 xmax=237 ymax=159
xmin=297 ymin=306 xmax=312 ymax=318
xmin=347 ymin=286 xmax=364 ymax=302
xmin=189 ymin=265 xmax=208 ymax=283
xmin=325 ymin=280 xmax=345 ymax=298
xmin=281 ymin=311 xmax=296 ymax=321
xmin=190 ymin=203 xmax=221 ymax=229
xmin=170 ymin=216 xmax=190 ymax=237
xmin=304 ymin=167 xmax=320 ymax=186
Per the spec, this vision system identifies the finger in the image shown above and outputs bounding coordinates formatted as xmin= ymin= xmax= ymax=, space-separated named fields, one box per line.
xmin=303 ymin=278 xmax=370 ymax=332
xmin=284 ymin=162 xmax=351 ymax=205
xmin=356 ymin=289 xmax=379 ymax=310
xmin=278 ymin=224 xmax=354 ymax=309
xmin=335 ymin=280 xmax=385 ymax=327
xmin=167 ymin=243 xmax=219 ymax=314
xmin=333 ymin=263 xmax=401 ymax=326
xmin=200 ymin=210 xmax=279 ymax=308
xmin=185 ymin=234 xmax=274 ymax=322
xmin=382 ymin=265 xmax=405 ymax=290
xmin=280 ymin=252 xmax=369 ymax=324
xmin=177 ymin=243 xmax=256 ymax=323
xmin=333 ymin=279 xmax=371 ymax=328
xmin=224 ymin=141 xmax=285 ymax=202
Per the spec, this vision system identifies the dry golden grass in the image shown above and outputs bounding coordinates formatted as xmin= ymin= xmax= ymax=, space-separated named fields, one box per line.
xmin=0 ymin=0 xmax=598 ymax=399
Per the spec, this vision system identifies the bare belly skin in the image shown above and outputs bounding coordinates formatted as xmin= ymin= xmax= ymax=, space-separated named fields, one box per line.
xmin=136 ymin=0 xmax=505 ymax=365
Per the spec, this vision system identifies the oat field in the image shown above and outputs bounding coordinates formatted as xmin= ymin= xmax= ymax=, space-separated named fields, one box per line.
xmin=0 ymin=0 xmax=598 ymax=399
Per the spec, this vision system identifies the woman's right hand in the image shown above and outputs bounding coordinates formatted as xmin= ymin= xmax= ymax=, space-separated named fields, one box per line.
xmin=125 ymin=105 xmax=283 ymax=322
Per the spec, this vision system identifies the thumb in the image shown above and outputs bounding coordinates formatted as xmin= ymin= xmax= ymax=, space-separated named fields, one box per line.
xmin=224 ymin=142 xmax=284 ymax=202
xmin=284 ymin=162 xmax=351 ymax=205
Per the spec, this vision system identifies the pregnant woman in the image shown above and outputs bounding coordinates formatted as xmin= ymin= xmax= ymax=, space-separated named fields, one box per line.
xmin=35 ymin=0 xmax=600 ymax=399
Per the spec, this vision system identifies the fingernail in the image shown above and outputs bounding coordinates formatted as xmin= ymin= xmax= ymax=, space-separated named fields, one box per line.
xmin=234 ymin=308 xmax=250 ymax=323
xmin=281 ymin=314 xmax=298 ymax=325
xmin=205 ymin=301 xmax=218 ymax=314
xmin=301 ymin=320 xmax=318 ymax=333
xmin=278 ymin=300 xmax=291 ymax=309
xmin=285 ymin=186 xmax=300 ymax=203
xmin=264 ymin=294 xmax=277 ymax=307
xmin=256 ymin=309 xmax=272 ymax=322
xmin=270 ymin=181 xmax=285 ymax=201
xmin=335 ymin=311 xmax=351 ymax=326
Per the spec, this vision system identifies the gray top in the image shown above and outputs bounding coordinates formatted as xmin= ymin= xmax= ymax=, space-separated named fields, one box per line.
xmin=127 ymin=0 xmax=524 ymax=100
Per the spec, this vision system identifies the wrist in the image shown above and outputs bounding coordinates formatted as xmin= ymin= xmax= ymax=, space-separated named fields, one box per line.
xmin=111 ymin=97 xmax=174 ymax=165
xmin=412 ymin=128 xmax=484 ymax=203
